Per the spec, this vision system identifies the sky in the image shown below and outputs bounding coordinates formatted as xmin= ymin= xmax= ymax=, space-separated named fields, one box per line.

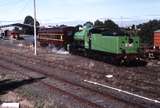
xmin=0 ymin=0 xmax=160 ymax=26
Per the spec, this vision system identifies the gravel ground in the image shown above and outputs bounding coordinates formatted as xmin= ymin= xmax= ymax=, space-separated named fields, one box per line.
xmin=0 ymin=70 xmax=34 ymax=108
xmin=0 ymin=39 xmax=160 ymax=108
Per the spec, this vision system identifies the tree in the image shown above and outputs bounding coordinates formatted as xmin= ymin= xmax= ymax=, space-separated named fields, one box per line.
xmin=59 ymin=24 xmax=67 ymax=27
xmin=103 ymin=19 xmax=119 ymax=30
xmin=94 ymin=19 xmax=120 ymax=31
xmin=83 ymin=21 xmax=94 ymax=28
xmin=94 ymin=20 xmax=103 ymax=27
xmin=24 ymin=16 xmax=34 ymax=25
xmin=137 ymin=19 xmax=160 ymax=44
xmin=23 ymin=15 xmax=40 ymax=35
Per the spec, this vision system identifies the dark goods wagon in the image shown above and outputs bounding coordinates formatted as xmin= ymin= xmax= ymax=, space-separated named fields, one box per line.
xmin=38 ymin=26 xmax=75 ymax=49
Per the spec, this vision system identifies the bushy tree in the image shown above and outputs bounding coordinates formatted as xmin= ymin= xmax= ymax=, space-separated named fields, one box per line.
xmin=23 ymin=15 xmax=40 ymax=35
xmin=93 ymin=19 xmax=120 ymax=34
xmin=137 ymin=19 xmax=160 ymax=44
xmin=103 ymin=20 xmax=119 ymax=30
xmin=24 ymin=16 xmax=34 ymax=25
xmin=94 ymin=20 xmax=103 ymax=27
xmin=94 ymin=19 xmax=119 ymax=30
xmin=83 ymin=21 xmax=94 ymax=28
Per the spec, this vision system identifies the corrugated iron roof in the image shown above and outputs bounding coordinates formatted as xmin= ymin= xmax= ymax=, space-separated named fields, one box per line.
xmin=0 ymin=23 xmax=39 ymax=29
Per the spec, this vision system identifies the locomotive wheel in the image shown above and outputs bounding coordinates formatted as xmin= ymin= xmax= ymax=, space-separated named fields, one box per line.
xmin=68 ymin=44 xmax=76 ymax=54
xmin=110 ymin=57 xmax=126 ymax=66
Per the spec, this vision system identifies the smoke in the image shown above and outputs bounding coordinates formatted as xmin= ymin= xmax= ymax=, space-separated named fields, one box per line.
xmin=49 ymin=45 xmax=69 ymax=55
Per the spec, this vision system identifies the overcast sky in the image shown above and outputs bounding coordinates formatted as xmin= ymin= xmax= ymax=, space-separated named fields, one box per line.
xmin=0 ymin=0 xmax=160 ymax=25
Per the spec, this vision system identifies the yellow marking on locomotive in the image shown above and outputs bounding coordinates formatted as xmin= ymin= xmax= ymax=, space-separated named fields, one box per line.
xmin=39 ymin=37 xmax=64 ymax=41
xmin=39 ymin=33 xmax=64 ymax=36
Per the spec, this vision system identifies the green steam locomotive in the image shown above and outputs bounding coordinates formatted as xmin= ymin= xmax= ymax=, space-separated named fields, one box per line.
xmin=69 ymin=23 xmax=141 ymax=65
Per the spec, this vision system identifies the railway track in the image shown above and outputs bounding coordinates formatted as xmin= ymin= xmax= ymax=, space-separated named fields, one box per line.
xmin=0 ymin=46 xmax=159 ymax=85
xmin=0 ymin=48 xmax=140 ymax=107
xmin=1 ymin=44 xmax=160 ymax=77
xmin=0 ymin=45 xmax=159 ymax=82
xmin=0 ymin=45 xmax=160 ymax=93
xmin=0 ymin=43 xmax=160 ymax=107
xmin=0 ymin=58 xmax=113 ymax=108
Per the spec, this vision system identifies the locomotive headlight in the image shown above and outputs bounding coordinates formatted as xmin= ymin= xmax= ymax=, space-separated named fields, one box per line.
xmin=125 ymin=43 xmax=133 ymax=47
xmin=125 ymin=38 xmax=133 ymax=47
xmin=128 ymin=43 xmax=133 ymax=47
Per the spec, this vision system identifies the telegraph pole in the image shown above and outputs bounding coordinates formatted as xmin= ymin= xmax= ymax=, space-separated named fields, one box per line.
xmin=33 ymin=0 xmax=37 ymax=55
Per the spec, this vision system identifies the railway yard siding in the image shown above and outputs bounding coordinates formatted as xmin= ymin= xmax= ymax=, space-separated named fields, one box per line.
xmin=0 ymin=39 xmax=160 ymax=108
